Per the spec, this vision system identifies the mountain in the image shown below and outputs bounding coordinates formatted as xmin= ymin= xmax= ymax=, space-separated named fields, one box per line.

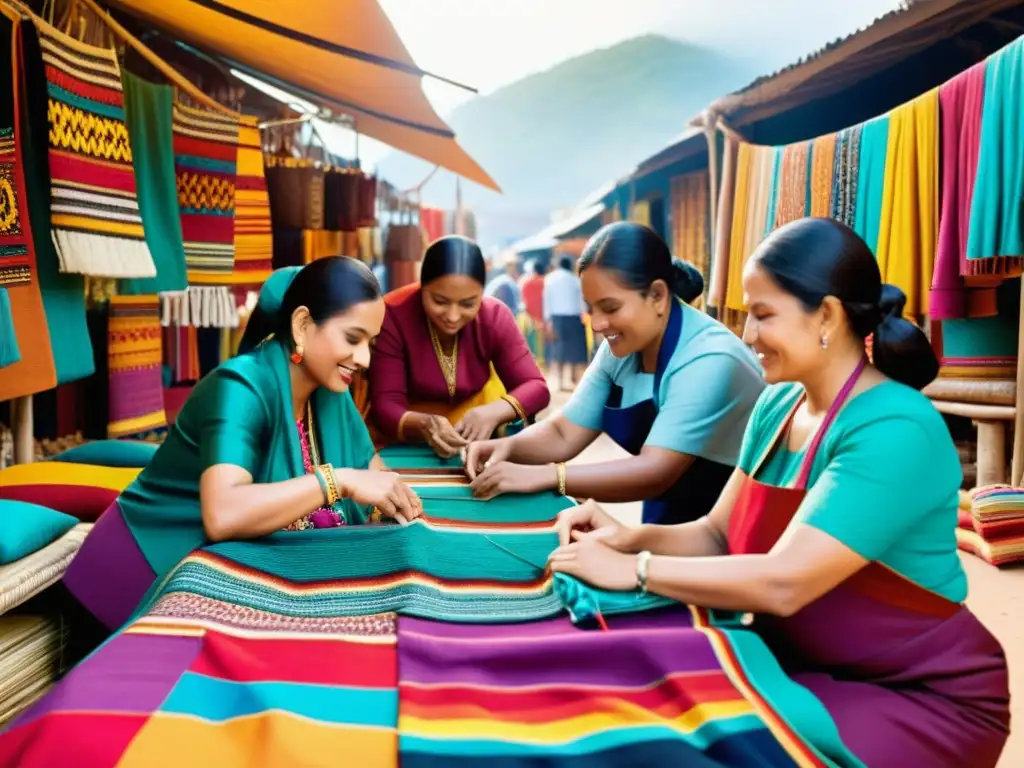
xmin=376 ymin=35 xmax=753 ymax=248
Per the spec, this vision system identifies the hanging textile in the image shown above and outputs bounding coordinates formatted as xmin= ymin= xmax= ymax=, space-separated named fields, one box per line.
xmin=159 ymin=287 xmax=238 ymax=330
xmin=0 ymin=288 xmax=19 ymax=368
xmin=939 ymin=316 xmax=1017 ymax=380
xmin=228 ymin=116 xmax=273 ymax=286
xmin=323 ymin=166 xmax=359 ymax=231
xmin=773 ymin=141 xmax=810 ymax=228
xmin=420 ymin=206 xmax=445 ymax=244
xmin=303 ymin=230 xmax=344 ymax=263
xmin=809 ymin=134 xmax=836 ymax=218
xmin=162 ymin=323 xmax=200 ymax=384
xmin=965 ymin=37 xmax=1024 ymax=279
xmin=0 ymin=15 xmax=56 ymax=401
xmin=173 ymin=98 xmax=239 ymax=282
xmin=931 ymin=61 xmax=991 ymax=320
xmin=724 ymin=144 xmax=773 ymax=312
xmin=876 ymin=89 xmax=939 ymax=319
xmin=119 ymin=71 xmax=187 ymax=295
xmin=35 ymin=19 xmax=156 ymax=278
xmin=18 ymin=18 xmax=93 ymax=385
xmin=265 ymin=156 xmax=324 ymax=230
xmin=830 ymin=125 xmax=862 ymax=228
xmin=107 ymin=295 xmax=167 ymax=439
xmin=708 ymin=137 xmax=737 ymax=310
xmin=853 ymin=116 xmax=890 ymax=253
xmin=762 ymin=147 xmax=783 ymax=237
xmin=669 ymin=170 xmax=710 ymax=287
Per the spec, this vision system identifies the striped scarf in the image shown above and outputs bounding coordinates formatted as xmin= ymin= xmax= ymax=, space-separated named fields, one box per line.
xmin=228 ymin=115 xmax=272 ymax=285
xmin=36 ymin=19 xmax=155 ymax=278
xmin=106 ymin=295 xmax=167 ymax=439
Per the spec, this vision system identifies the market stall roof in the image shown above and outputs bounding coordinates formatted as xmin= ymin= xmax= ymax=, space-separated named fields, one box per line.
xmin=511 ymin=202 xmax=605 ymax=256
xmin=109 ymin=0 xmax=499 ymax=191
xmin=705 ymin=0 xmax=1023 ymax=127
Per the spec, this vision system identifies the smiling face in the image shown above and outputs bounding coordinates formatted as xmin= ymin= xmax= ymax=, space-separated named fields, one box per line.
xmin=580 ymin=265 xmax=668 ymax=358
xmin=741 ymin=262 xmax=828 ymax=384
xmin=421 ymin=274 xmax=484 ymax=337
xmin=292 ymin=297 xmax=386 ymax=393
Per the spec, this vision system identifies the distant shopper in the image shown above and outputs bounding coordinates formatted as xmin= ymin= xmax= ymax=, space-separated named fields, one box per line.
xmin=484 ymin=251 xmax=522 ymax=313
xmin=544 ymin=255 xmax=587 ymax=390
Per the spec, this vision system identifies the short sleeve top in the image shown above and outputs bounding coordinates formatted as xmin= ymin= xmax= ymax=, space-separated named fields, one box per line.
xmin=562 ymin=302 xmax=765 ymax=466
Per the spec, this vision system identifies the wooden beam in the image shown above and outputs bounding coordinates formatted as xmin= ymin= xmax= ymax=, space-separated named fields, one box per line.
xmin=932 ymin=400 xmax=1015 ymax=422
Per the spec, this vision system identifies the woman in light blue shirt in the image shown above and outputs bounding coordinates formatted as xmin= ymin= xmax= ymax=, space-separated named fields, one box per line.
xmin=466 ymin=222 xmax=765 ymax=524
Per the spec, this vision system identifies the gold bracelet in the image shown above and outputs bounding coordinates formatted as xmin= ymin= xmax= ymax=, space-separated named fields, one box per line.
xmin=317 ymin=464 xmax=340 ymax=506
xmin=397 ymin=411 xmax=413 ymax=443
xmin=500 ymin=394 xmax=528 ymax=424
xmin=556 ymin=462 xmax=567 ymax=496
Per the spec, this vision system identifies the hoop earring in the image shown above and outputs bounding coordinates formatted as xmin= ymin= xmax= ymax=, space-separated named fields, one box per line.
xmin=820 ymin=334 xmax=829 ymax=351
xmin=291 ymin=344 xmax=305 ymax=365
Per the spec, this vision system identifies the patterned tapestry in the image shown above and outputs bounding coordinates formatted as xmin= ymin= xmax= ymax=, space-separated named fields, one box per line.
xmin=106 ymin=295 xmax=167 ymax=439
xmin=36 ymin=19 xmax=156 ymax=278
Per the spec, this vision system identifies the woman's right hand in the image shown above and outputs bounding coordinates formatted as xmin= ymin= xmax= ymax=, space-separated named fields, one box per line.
xmin=335 ymin=469 xmax=422 ymax=524
xmin=463 ymin=438 xmax=512 ymax=480
xmin=422 ymin=415 xmax=468 ymax=458
xmin=555 ymin=499 xmax=635 ymax=550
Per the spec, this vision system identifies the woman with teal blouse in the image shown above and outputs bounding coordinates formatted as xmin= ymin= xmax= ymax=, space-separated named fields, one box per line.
xmin=548 ymin=218 xmax=1010 ymax=766
xmin=63 ymin=257 xmax=422 ymax=641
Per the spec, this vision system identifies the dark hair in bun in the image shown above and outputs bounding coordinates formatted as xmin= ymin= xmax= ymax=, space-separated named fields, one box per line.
xmin=577 ymin=221 xmax=704 ymax=304
xmin=750 ymin=217 xmax=938 ymax=390
xmin=420 ymin=235 xmax=487 ymax=287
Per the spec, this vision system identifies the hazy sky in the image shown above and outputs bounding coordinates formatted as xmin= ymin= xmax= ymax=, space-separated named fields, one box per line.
xmin=336 ymin=0 xmax=906 ymax=166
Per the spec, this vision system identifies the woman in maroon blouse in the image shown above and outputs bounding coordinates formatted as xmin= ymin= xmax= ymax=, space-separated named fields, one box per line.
xmin=368 ymin=236 xmax=550 ymax=457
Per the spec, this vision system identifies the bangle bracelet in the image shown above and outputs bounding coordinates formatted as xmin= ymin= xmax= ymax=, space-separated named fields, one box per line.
xmin=555 ymin=462 xmax=567 ymax=496
xmin=500 ymin=394 xmax=527 ymax=424
xmin=326 ymin=464 xmax=344 ymax=502
xmin=313 ymin=467 xmax=331 ymax=505
xmin=636 ymin=550 xmax=652 ymax=594
xmin=317 ymin=464 xmax=340 ymax=506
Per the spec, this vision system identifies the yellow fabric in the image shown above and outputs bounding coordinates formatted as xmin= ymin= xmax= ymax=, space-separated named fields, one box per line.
xmin=303 ymin=230 xmax=345 ymax=263
xmin=724 ymin=144 xmax=752 ymax=311
xmin=0 ymin=462 xmax=140 ymax=491
xmin=876 ymin=89 xmax=939 ymax=319
xmin=630 ymin=200 xmax=651 ymax=228
xmin=809 ymin=135 xmax=837 ymax=218
xmin=406 ymin=364 xmax=507 ymax=425
xmin=110 ymin=0 xmax=497 ymax=191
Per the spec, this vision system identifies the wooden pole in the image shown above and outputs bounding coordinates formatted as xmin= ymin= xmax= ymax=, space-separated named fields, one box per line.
xmin=709 ymin=131 xmax=738 ymax=315
xmin=1010 ymin=276 xmax=1024 ymax=485
xmin=11 ymin=395 xmax=33 ymax=465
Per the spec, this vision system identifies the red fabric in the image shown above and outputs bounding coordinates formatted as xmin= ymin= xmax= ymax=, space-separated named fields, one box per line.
xmin=420 ymin=207 xmax=446 ymax=244
xmin=0 ymin=713 xmax=148 ymax=768
xmin=521 ymin=275 xmax=544 ymax=322
xmin=0 ymin=484 xmax=119 ymax=522
xmin=47 ymin=152 xmax=136 ymax=194
xmin=369 ymin=287 xmax=549 ymax=439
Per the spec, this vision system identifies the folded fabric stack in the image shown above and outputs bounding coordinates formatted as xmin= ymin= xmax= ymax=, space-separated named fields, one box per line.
xmin=956 ymin=485 xmax=1024 ymax=566
xmin=0 ymin=616 xmax=68 ymax=726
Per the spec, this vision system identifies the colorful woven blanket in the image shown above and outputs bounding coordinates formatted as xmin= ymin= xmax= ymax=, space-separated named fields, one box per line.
xmin=35 ymin=19 xmax=155 ymax=278
xmin=107 ymin=295 xmax=167 ymax=439
xmin=226 ymin=116 xmax=272 ymax=286
xmin=172 ymin=98 xmax=239 ymax=282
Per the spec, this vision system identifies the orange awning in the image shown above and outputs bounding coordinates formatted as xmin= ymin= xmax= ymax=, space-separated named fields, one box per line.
xmin=110 ymin=0 xmax=499 ymax=191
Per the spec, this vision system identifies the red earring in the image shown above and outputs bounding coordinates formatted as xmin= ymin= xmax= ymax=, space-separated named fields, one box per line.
xmin=290 ymin=344 xmax=304 ymax=365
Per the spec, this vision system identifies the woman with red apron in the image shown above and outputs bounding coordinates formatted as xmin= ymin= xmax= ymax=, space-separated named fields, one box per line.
xmin=466 ymin=222 xmax=765 ymax=523
xmin=550 ymin=218 xmax=1010 ymax=765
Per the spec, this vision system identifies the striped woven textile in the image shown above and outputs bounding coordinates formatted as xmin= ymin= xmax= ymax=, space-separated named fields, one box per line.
xmin=226 ymin=116 xmax=272 ymax=286
xmin=957 ymin=486 xmax=1024 ymax=566
xmin=669 ymin=170 xmax=709 ymax=303
xmin=0 ymin=129 xmax=31 ymax=290
xmin=107 ymin=295 xmax=167 ymax=439
xmin=35 ymin=19 xmax=155 ymax=278
xmin=397 ymin=609 xmax=839 ymax=767
xmin=172 ymin=98 xmax=239 ymax=282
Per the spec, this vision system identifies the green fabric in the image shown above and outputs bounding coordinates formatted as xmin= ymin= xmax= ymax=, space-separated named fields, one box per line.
xmin=50 ymin=439 xmax=159 ymax=468
xmin=738 ymin=382 xmax=967 ymax=602
xmin=0 ymin=500 xmax=77 ymax=565
xmin=941 ymin=315 xmax=1018 ymax=358
xmin=19 ymin=34 xmax=93 ymax=385
xmin=0 ymin=288 xmax=20 ymax=368
xmin=119 ymin=338 xmax=376 ymax=581
xmin=854 ymin=115 xmax=890 ymax=254
xmin=379 ymin=444 xmax=462 ymax=470
xmin=119 ymin=71 xmax=187 ymax=295
xmin=553 ymin=573 xmax=674 ymax=624
xmin=416 ymin=486 xmax=574 ymax=524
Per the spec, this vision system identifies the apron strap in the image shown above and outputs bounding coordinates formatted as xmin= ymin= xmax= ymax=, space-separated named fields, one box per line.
xmin=748 ymin=394 xmax=804 ymax=480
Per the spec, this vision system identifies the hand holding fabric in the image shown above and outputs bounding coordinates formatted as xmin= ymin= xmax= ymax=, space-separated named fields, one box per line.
xmin=463 ymin=437 xmax=512 ymax=480
xmin=334 ymin=468 xmax=422 ymax=524
xmin=454 ymin=402 xmax=508 ymax=443
xmin=554 ymin=499 xmax=634 ymax=548
xmin=422 ymin=415 xmax=468 ymax=458
xmin=548 ymin=530 xmax=637 ymax=592
xmin=469 ymin=461 xmax=556 ymax=500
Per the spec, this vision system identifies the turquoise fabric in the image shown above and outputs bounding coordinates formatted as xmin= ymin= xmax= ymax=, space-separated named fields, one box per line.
xmin=738 ymin=382 xmax=967 ymax=602
xmin=853 ymin=115 xmax=890 ymax=254
xmin=50 ymin=440 xmax=159 ymax=468
xmin=967 ymin=37 xmax=1024 ymax=264
xmin=553 ymin=573 xmax=674 ymax=624
xmin=415 ymin=486 xmax=574 ymax=524
xmin=562 ymin=302 xmax=764 ymax=465
xmin=941 ymin=315 xmax=1018 ymax=358
xmin=0 ymin=288 xmax=20 ymax=368
xmin=763 ymin=146 xmax=783 ymax=237
xmin=119 ymin=71 xmax=187 ymax=295
xmin=0 ymin=500 xmax=77 ymax=564
xmin=378 ymin=444 xmax=462 ymax=471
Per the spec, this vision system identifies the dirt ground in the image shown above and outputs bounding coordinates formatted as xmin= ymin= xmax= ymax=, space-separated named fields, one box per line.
xmin=549 ymin=389 xmax=1021 ymax=765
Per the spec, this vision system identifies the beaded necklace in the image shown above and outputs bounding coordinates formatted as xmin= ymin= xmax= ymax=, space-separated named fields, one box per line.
xmin=285 ymin=402 xmax=344 ymax=531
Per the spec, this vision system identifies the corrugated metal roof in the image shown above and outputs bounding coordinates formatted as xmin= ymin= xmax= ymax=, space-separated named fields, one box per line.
xmin=730 ymin=2 xmax=917 ymax=96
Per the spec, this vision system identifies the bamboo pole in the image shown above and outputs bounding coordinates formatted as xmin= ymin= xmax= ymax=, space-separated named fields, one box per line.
xmin=11 ymin=396 xmax=33 ymax=465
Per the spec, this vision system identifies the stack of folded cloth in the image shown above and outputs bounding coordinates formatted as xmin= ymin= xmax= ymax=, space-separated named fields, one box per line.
xmin=0 ymin=615 xmax=68 ymax=725
xmin=957 ymin=485 xmax=1024 ymax=567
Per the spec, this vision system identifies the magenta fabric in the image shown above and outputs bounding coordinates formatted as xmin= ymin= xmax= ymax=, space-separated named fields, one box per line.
xmin=370 ymin=287 xmax=549 ymax=439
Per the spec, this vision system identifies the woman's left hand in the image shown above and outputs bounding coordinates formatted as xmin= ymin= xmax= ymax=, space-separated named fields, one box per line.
xmin=455 ymin=403 xmax=508 ymax=443
xmin=548 ymin=530 xmax=637 ymax=591
xmin=470 ymin=461 xmax=555 ymax=500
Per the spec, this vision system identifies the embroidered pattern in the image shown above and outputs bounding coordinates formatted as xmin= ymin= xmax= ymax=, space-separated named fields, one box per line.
xmin=0 ymin=132 xmax=29 ymax=288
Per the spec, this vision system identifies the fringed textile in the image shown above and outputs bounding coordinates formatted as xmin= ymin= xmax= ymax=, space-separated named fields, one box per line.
xmin=162 ymin=324 xmax=200 ymax=384
xmin=35 ymin=19 xmax=156 ymax=278
xmin=227 ymin=116 xmax=272 ymax=286
xmin=173 ymin=99 xmax=239 ymax=282
xmin=669 ymin=170 xmax=710 ymax=297
xmin=876 ymin=89 xmax=939 ymax=319
xmin=808 ymin=134 xmax=836 ymax=218
xmin=773 ymin=141 xmax=810 ymax=228
xmin=158 ymin=286 xmax=239 ymax=329
xmin=853 ymin=116 xmax=890 ymax=253
xmin=119 ymin=71 xmax=187 ymax=295
xmin=107 ymin=295 xmax=167 ymax=439
xmin=966 ymin=37 xmax=1024 ymax=278
xmin=0 ymin=16 xmax=56 ymax=401
xmin=829 ymin=125 xmax=862 ymax=227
